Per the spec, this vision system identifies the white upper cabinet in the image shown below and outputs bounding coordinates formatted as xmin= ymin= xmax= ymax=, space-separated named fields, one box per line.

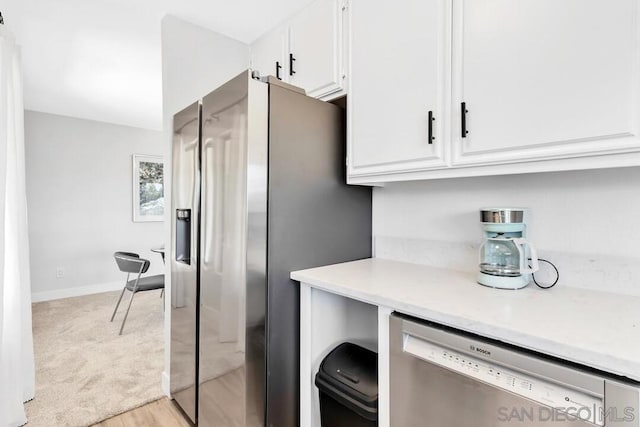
xmin=251 ymin=27 xmax=288 ymax=81
xmin=250 ymin=0 xmax=346 ymax=99
xmin=289 ymin=0 xmax=345 ymax=98
xmin=347 ymin=0 xmax=640 ymax=185
xmin=347 ymin=0 xmax=449 ymax=178
xmin=452 ymin=0 xmax=640 ymax=166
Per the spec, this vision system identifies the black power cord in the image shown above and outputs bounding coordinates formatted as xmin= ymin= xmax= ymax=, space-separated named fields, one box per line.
xmin=528 ymin=258 xmax=559 ymax=289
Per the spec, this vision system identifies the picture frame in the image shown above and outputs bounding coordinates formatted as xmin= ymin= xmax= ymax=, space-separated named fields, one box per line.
xmin=132 ymin=154 xmax=164 ymax=222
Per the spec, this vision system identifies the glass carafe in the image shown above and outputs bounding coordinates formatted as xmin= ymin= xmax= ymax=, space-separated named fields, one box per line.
xmin=479 ymin=236 xmax=539 ymax=277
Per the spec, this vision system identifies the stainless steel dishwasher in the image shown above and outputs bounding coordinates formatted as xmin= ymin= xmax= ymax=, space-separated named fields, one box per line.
xmin=390 ymin=313 xmax=640 ymax=426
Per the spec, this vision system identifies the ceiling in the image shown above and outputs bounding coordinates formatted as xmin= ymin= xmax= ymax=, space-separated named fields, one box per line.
xmin=1 ymin=0 xmax=315 ymax=130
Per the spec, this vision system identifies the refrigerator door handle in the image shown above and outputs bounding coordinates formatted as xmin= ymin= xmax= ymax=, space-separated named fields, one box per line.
xmin=201 ymin=137 xmax=225 ymax=272
xmin=201 ymin=138 xmax=212 ymax=266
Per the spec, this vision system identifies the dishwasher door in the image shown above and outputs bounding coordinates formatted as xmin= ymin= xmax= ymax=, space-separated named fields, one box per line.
xmin=390 ymin=314 xmax=639 ymax=427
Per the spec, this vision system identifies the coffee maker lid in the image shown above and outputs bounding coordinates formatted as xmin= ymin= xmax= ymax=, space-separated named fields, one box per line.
xmin=480 ymin=208 xmax=527 ymax=224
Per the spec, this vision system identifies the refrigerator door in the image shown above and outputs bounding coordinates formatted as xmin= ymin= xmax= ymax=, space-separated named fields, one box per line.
xmin=170 ymin=101 xmax=201 ymax=424
xmin=198 ymin=71 xmax=268 ymax=427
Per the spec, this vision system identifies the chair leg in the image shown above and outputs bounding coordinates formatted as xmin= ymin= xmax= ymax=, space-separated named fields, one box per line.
xmin=110 ymin=287 xmax=127 ymax=322
xmin=119 ymin=291 xmax=137 ymax=335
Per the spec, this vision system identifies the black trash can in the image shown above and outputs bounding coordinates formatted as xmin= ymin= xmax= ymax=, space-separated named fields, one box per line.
xmin=315 ymin=342 xmax=378 ymax=427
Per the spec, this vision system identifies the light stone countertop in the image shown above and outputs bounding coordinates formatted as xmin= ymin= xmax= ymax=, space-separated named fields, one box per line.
xmin=291 ymin=258 xmax=640 ymax=382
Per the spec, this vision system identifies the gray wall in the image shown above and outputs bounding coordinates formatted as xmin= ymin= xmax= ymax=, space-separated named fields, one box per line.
xmin=25 ymin=110 xmax=164 ymax=300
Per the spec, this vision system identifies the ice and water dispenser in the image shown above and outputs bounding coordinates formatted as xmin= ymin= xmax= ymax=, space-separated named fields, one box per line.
xmin=175 ymin=209 xmax=191 ymax=264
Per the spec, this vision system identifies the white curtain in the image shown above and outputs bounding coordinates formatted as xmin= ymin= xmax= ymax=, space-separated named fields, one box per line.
xmin=0 ymin=26 xmax=35 ymax=427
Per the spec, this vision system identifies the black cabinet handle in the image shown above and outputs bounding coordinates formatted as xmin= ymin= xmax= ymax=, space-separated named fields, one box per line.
xmin=461 ymin=102 xmax=469 ymax=138
xmin=276 ymin=61 xmax=282 ymax=80
xmin=428 ymin=111 xmax=435 ymax=144
xmin=289 ymin=53 xmax=296 ymax=76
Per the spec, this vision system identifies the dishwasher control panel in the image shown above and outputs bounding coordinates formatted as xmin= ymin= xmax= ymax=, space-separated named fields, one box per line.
xmin=404 ymin=334 xmax=604 ymax=426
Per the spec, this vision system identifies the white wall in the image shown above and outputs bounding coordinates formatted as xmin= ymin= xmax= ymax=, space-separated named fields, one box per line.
xmin=373 ymin=167 xmax=640 ymax=296
xmin=24 ymin=110 xmax=164 ymax=302
xmin=161 ymin=15 xmax=251 ymax=124
xmin=161 ymin=14 xmax=250 ymax=395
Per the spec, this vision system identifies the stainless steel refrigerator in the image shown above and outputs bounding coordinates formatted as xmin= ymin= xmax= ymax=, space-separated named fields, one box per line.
xmin=170 ymin=70 xmax=371 ymax=427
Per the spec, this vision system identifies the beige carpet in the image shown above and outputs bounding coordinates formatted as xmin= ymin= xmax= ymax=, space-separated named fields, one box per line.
xmin=25 ymin=289 xmax=165 ymax=426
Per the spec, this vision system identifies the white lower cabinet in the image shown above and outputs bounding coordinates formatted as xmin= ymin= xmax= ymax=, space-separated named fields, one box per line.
xmin=299 ymin=285 xmax=387 ymax=427
xmin=347 ymin=0 xmax=640 ymax=185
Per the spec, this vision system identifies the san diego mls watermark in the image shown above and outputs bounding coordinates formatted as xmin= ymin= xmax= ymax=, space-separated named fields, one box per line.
xmin=497 ymin=405 xmax=635 ymax=424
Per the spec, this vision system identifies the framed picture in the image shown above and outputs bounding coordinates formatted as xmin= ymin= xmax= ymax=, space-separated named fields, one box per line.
xmin=133 ymin=154 xmax=164 ymax=222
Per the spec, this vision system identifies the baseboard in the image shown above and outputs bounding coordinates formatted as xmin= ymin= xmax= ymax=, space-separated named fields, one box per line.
xmin=162 ymin=371 xmax=171 ymax=398
xmin=31 ymin=281 xmax=123 ymax=303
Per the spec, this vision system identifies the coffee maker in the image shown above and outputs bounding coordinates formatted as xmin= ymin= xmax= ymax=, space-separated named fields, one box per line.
xmin=478 ymin=208 xmax=539 ymax=289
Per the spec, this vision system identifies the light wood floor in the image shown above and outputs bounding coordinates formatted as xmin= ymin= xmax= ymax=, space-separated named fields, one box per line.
xmin=92 ymin=398 xmax=192 ymax=427
xmin=93 ymin=368 xmax=256 ymax=427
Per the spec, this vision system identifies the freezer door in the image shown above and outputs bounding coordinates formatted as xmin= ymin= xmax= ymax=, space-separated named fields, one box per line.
xmin=198 ymin=71 xmax=268 ymax=427
xmin=170 ymin=101 xmax=200 ymax=423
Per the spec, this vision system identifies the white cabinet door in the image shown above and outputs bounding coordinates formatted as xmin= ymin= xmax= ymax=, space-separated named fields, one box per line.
xmin=251 ymin=27 xmax=288 ymax=81
xmin=289 ymin=0 xmax=345 ymax=98
xmin=452 ymin=0 xmax=640 ymax=166
xmin=348 ymin=0 xmax=450 ymax=178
